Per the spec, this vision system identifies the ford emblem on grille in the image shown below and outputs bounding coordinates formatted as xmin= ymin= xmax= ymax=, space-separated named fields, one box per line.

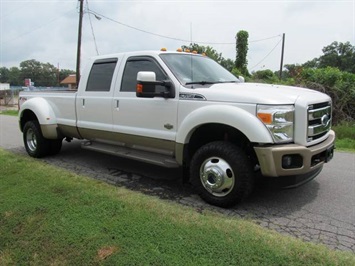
xmin=321 ymin=114 xmax=331 ymax=127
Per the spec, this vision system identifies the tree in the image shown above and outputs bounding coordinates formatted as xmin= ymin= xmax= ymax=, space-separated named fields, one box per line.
xmin=235 ymin=30 xmax=249 ymax=76
xmin=220 ymin=58 xmax=235 ymax=72
xmin=303 ymin=41 xmax=355 ymax=73
xmin=181 ymin=43 xmax=222 ymax=62
xmin=204 ymin=46 xmax=223 ymax=63
xmin=20 ymin=59 xmax=57 ymax=87
xmin=181 ymin=43 xmax=236 ymax=72
xmin=39 ymin=62 xmax=57 ymax=86
xmin=8 ymin=67 xmax=21 ymax=86
xmin=252 ymin=69 xmax=278 ymax=83
xmin=20 ymin=59 xmax=42 ymax=86
xmin=231 ymin=67 xmax=242 ymax=78
xmin=0 ymin=67 xmax=10 ymax=83
xmin=284 ymin=64 xmax=303 ymax=79
xmin=0 ymin=60 xmax=75 ymax=86
xmin=181 ymin=43 xmax=204 ymax=54
xmin=0 ymin=66 xmax=22 ymax=86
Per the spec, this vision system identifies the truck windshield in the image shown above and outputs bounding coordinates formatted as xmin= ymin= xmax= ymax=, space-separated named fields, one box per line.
xmin=160 ymin=53 xmax=239 ymax=86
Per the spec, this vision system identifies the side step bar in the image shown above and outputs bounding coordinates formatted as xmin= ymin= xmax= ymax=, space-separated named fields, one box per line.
xmin=81 ymin=141 xmax=179 ymax=168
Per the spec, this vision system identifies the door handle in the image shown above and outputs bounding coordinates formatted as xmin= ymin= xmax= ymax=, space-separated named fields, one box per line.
xmin=116 ymin=100 xmax=119 ymax=109
xmin=82 ymin=99 xmax=85 ymax=107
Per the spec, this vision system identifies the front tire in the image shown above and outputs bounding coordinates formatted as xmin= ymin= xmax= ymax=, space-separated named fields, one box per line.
xmin=23 ymin=120 xmax=50 ymax=158
xmin=190 ymin=141 xmax=255 ymax=208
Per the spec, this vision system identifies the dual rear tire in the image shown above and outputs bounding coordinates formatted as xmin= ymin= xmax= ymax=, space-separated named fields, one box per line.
xmin=23 ymin=120 xmax=62 ymax=158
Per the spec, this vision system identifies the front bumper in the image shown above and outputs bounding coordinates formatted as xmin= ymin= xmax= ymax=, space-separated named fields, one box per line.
xmin=254 ymin=130 xmax=335 ymax=177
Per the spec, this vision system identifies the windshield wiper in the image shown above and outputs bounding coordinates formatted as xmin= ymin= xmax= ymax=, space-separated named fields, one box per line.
xmin=185 ymin=81 xmax=216 ymax=85
xmin=214 ymin=81 xmax=239 ymax=83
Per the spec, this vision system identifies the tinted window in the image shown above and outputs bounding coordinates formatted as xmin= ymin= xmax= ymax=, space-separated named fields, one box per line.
xmin=86 ymin=60 xmax=117 ymax=92
xmin=121 ymin=59 xmax=166 ymax=92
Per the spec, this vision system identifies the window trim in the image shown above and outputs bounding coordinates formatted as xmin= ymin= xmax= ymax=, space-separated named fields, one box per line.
xmin=85 ymin=58 xmax=118 ymax=92
xmin=94 ymin=58 xmax=118 ymax=64
xmin=120 ymin=56 xmax=169 ymax=93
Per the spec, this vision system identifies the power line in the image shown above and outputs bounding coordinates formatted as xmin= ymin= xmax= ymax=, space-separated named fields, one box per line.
xmin=0 ymin=1 xmax=31 ymax=20
xmin=1 ymin=8 xmax=74 ymax=44
xmin=85 ymin=0 xmax=99 ymax=55
xmin=88 ymin=9 xmax=194 ymax=43
xmin=88 ymin=8 xmax=280 ymax=46
xmin=250 ymin=37 xmax=282 ymax=70
xmin=249 ymin=35 xmax=282 ymax=43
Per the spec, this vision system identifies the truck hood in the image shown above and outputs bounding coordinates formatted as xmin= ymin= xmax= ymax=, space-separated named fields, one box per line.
xmin=188 ymin=82 xmax=330 ymax=105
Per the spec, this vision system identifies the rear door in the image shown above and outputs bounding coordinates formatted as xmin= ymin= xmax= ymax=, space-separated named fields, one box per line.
xmin=76 ymin=58 xmax=119 ymax=139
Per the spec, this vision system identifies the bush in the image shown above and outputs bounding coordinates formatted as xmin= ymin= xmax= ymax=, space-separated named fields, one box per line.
xmin=247 ymin=66 xmax=354 ymax=125
xmin=251 ymin=70 xmax=279 ymax=84
xmin=231 ymin=67 xmax=242 ymax=77
xmin=300 ymin=67 xmax=355 ymax=124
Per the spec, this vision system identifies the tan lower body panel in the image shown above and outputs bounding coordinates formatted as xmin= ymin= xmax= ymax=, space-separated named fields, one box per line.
xmin=254 ymin=130 xmax=335 ymax=177
xmin=58 ymin=125 xmax=177 ymax=159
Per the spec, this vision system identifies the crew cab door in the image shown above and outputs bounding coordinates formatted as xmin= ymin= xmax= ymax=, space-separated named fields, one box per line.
xmin=112 ymin=56 xmax=178 ymax=155
xmin=76 ymin=58 xmax=118 ymax=139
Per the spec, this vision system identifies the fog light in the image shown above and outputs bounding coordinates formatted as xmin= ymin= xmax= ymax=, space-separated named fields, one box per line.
xmin=282 ymin=156 xmax=292 ymax=168
xmin=282 ymin=154 xmax=303 ymax=169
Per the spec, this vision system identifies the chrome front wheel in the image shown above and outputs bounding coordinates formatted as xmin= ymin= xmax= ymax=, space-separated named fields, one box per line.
xmin=190 ymin=141 xmax=254 ymax=207
xmin=200 ymin=157 xmax=235 ymax=197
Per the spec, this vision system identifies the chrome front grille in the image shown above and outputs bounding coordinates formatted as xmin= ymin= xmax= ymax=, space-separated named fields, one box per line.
xmin=307 ymin=102 xmax=332 ymax=142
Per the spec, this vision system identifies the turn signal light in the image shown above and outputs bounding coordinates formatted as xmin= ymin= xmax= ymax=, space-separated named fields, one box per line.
xmin=257 ymin=113 xmax=272 ymax=124
xmin=136 ymin=83 xmax=143 ymax=93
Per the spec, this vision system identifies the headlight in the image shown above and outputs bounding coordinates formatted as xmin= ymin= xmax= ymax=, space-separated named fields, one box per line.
xmin=257 ymin=105 xmax=294 ymax=143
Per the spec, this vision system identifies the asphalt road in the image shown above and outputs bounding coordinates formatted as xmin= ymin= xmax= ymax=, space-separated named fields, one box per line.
xmin=1 ymin=114 xmax=354 ymax=252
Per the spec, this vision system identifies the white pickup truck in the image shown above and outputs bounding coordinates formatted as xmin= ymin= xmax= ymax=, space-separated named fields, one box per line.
xmin=18 ymin=50 xmax=335 ymax=207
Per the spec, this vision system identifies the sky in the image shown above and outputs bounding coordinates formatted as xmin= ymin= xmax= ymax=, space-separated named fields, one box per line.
xmin=0 ymin=0 xmax=354 ymax=75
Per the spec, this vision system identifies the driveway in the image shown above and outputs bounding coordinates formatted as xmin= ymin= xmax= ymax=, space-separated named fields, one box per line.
xmin=1 ymin=114 xmax=354 ymax=252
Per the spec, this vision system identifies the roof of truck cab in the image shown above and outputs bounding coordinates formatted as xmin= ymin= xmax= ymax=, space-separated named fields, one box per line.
xmin=89 ymin=50 xmax=203 ymax=60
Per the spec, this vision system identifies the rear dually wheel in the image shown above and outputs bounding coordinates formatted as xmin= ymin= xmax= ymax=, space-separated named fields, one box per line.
xmin=23 ymin=120 xmax=50 ymax=158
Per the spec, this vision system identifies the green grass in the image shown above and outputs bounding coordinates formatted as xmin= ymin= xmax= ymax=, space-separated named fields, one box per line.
xmin=335 ymin=138 xmax=355 ymax=152
xmin=333 ymin=121 xmax=355 ymax=152
xmin=0 ymin=109 xmax=18 ymax=116
xmin=0 ymin=149 xmax=354 ymax=265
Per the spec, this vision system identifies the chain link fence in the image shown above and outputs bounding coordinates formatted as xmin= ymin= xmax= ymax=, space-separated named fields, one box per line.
xmin=0 ymin=87 xmax=25 ymax=109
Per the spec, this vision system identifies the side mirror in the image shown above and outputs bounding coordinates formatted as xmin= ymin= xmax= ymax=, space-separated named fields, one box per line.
xmin=238 ymin=76 xmax=245 ymax=83
xmin=136 ymin=71 xmax=174 ymax=98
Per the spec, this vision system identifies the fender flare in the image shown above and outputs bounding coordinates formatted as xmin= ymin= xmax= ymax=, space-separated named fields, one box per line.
xmin=176 ymin=105 xmax=273 ymax=145
xmin=19 ymin=97 xmax=58 ymax=139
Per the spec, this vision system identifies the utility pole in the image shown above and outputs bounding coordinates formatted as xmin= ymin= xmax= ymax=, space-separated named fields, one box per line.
xmin=57 ymin=63 xmax=60 ymax=86
xmin=76 ymin=0 xmax=84 ymax=88
xmin=279 ymin=33 xmax=285 ymax=80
